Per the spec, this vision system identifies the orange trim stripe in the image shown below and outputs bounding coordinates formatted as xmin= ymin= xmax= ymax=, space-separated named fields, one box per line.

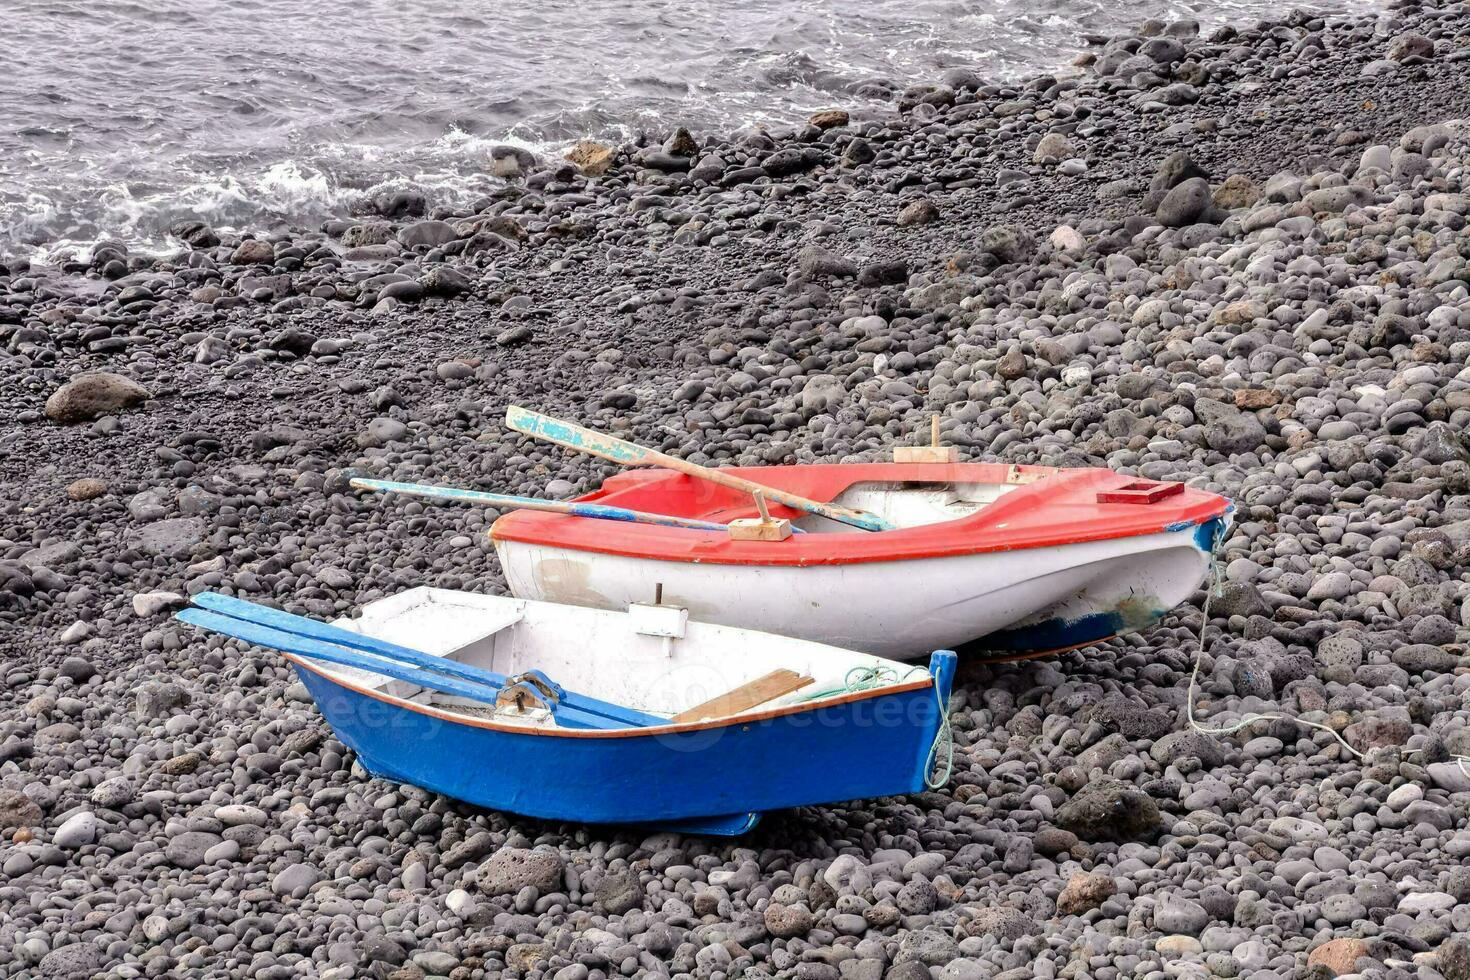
xmin=491 ymin=514 xmax=1226 ymax=567
xmin=285 ymin=654 xmax=933 ymax=739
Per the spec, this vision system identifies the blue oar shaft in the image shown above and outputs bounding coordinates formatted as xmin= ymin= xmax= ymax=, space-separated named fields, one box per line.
xmin=351 ymin=478 xmax=729 ymax=533
xmin=178 ymin=608 xmax=620 ymax=731
xmin=188 ymin=592 xmax=661 ymax=727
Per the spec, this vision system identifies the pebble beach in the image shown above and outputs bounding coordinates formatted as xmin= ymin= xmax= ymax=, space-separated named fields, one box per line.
xmin=5 ymin=0 xmax=1470 ymax=978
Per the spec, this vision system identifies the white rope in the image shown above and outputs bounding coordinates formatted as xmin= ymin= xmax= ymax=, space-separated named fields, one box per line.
xmin=922 ymin=673 xmax=954 ymax=790
xmin=1185 ymin=556 xmax=1365 ymax=760
xmin=794 ymin=664 xmax=953 ymax=789
xmin=1184 ymin=527 xmax=1470 ymax=771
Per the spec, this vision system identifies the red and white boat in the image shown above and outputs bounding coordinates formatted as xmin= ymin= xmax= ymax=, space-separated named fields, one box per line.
xmin=491 ymin=462 xmax=1233 ymax=659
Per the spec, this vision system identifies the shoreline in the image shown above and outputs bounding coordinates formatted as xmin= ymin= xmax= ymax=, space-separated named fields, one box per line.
xmin=5 ymin=1 xmax=1470 ymax=979
xmin=0 ymin=1 xmax=1359 ymax=265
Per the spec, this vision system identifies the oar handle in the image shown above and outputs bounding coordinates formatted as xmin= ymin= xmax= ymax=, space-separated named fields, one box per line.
xmin=506 ymin=406 xmax=893 ymax=532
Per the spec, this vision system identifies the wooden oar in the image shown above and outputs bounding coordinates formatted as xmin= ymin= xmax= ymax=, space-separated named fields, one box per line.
xmin=351 ymin=478 xmax=729 ymax=533
xmin=506 ymin=406 xmax=894 ymax=532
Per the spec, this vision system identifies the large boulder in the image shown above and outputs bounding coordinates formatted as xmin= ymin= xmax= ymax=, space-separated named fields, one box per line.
xmin=1057 ymin=872 xmax=1118 ymax=915
xmin=128 ymin=518 xmax=207 ymax=559
xmin=45 ymin=373 xmax=150 ymax=424
xmin=37 ymin=943 xmax=104 ymax=979
xmin=0 ymin=789 xmax=42 ymax=830
xmin=977 ymin=224 xmax=1034 ymax=264
xmin=1055 ymin=777 xmax=1163 ymax=842
xmin=567 ymin=140 xmax=617 ymax=176
xmin=398 ymin=220 xmax=459 ymax=249
xmin=1149 ymin=152 xmax=1208 ymax=192
xmin=1156 ymin=177 xmax=1211 ymax=227
xmin=474 ymin=847 xmax=565 ymax=896
xmin=593 ymin=870 xmax=643 ymax=915
xmin=1307 ymin=937 xmax=1371 ymax=977
xmin=230 ymin=240 xmax=275 ymax=264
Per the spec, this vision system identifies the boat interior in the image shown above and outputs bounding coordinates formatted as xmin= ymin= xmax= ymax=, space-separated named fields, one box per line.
xmin=788 ymin=480 xmax=1024 ymax=533
xmin=326 ymin=587 xmax=926 ymax=725
xmin=572 ymin=463 xmax=1062 ymax=538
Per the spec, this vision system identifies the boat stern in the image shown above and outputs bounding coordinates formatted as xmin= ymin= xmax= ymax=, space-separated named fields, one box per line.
xmin=913 ymin=650 xmax=957 ymax=792
xmin=1193 ymin=504 xmax=1235 ymax=554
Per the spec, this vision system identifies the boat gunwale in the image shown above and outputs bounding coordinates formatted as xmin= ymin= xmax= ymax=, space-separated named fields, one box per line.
xmin=492 ymin=506 xmax=1234 ymax=569
xmin=284 ymin=652 xmax=936 ymax=739
xmin=491 ymin=462 xmax=1232 ymax=568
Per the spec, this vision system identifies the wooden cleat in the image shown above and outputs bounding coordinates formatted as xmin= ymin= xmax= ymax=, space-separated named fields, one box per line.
xmin=728 ymin=490 xmax=793 ymax=541
xmin=727 ymin=517 xmax=793 ymax=541
xmin=894 ymin=445 xmax=960 ymax=464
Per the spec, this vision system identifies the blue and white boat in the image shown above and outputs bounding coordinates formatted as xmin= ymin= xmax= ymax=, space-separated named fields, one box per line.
xmin=177 ymin=588 xmax=955 ymax=835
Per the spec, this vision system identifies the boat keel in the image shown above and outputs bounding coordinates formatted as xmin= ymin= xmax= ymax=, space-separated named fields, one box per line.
xmin=645 ymin=811 xmax=764 ymax=836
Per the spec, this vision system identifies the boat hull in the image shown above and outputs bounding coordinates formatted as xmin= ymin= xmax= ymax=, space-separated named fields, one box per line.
xmin=497 ymin=517 xmax=1228 ymax=658
xmin=290 ymin=651 xmax=953 ymax=832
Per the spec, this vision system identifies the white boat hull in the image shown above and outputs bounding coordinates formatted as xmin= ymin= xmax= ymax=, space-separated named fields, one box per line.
xmin=495 ymin=523 xmax=1219 ymax=659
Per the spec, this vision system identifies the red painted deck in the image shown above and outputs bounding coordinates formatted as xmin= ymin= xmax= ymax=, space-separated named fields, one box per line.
xmin=491 ymin=462 xmax=1232 ymax=567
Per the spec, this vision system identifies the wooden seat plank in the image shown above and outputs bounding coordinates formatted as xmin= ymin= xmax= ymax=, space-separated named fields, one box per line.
xmin=671 ymin=669 xmax=814 ymax=723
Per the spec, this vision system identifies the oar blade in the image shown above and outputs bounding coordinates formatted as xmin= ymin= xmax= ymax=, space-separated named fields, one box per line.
xmin=508 ymin=405 xmax=894 ymax=532
xmin=191 ymin=591 xmax=441 ymax=671
xmin=506 ymin=405 xmax=656 ymax=466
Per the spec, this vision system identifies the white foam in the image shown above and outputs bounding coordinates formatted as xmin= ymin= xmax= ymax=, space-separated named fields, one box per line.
xmin=0 ymin=0 xmax=1369 ymax=261
xmin=255 ymin=162 xmax=339 ymax=210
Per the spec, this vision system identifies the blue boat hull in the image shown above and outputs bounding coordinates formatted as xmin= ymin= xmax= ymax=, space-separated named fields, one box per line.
xmin=292 ymin=651 xmax=954 ymax=834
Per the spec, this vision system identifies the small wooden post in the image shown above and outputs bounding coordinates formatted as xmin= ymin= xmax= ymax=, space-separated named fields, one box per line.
xmin=753 ymin=492 xmax=773 ymax=523
xmin=895 ymin=413 xmax=960 ymax=464
xmin=727 ymin=490 xmax=793 ymax=541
